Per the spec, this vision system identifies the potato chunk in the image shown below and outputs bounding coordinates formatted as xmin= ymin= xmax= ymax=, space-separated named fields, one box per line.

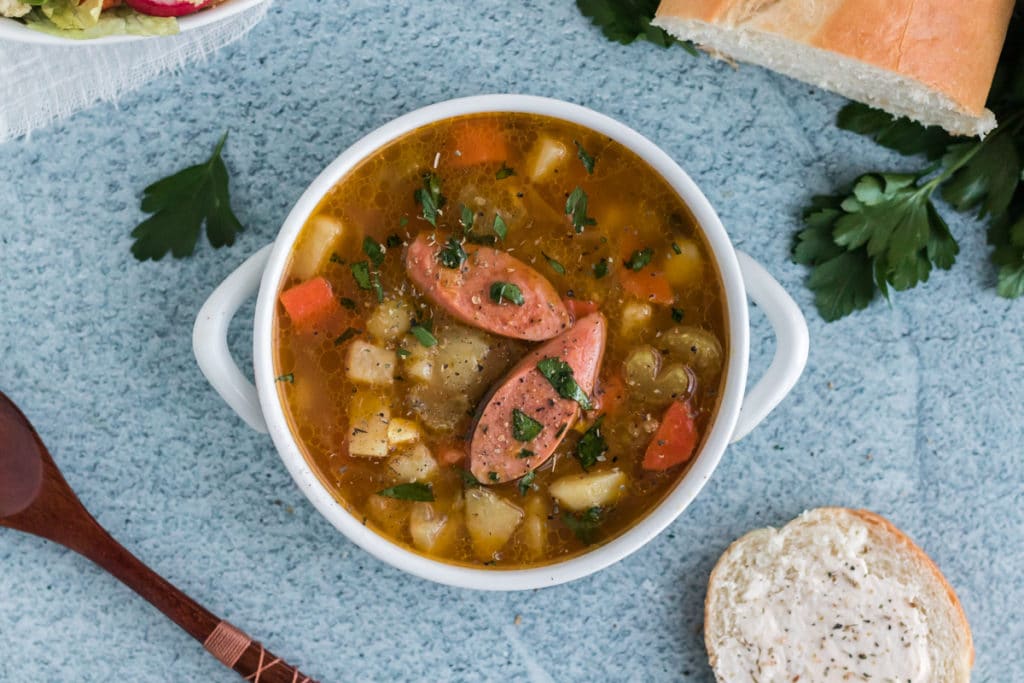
xmin=525 ymin=135 xmax=569 ymax=182
xmin=410 ymin=501 xmax=460 ymax=555
xmin=620 ymin=301 xmax=652 ymax=338
xmin=387 ymin=418 xmax=422 ymax=447
xmin=521 ymin=495 xmax=549 ymax=560
xmin=366 ymin=299 xmax=413 ymax=343
xmin=290 ymin=215 xmax=343 ymax=281
xmin=345 ymin=340 xmax=396 ymax=385
xmin=347 ymin=391 xmax=390 ymax=458
xmin=549 ymin=469 xmax=628 ymax=511
xmin=664 ymin=238 xmax=704 ymax=288
xmin=365 ymin=493 xmax=408 ymax=538
xmin=465 ymin=488 xmax=524 ymax=560
xmin=387 ymin=444 xmax=439 ymax=483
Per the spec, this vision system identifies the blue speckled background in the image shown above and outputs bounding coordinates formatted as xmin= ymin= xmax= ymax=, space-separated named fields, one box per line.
xmin=1 ymin=2 xmax=1022 ymax=681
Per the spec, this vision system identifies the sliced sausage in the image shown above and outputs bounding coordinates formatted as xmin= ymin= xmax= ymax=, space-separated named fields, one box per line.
xmin=469 ymin=313 xmax=607 ymax=484
xmin=405 ymin=232 xmax=571 ymax=341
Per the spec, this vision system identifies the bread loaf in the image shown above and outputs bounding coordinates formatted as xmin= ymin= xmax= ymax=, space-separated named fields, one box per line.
xmin=704 ymin=507 xmax=973 ymax=682
xmin=653 ymin=0 xmax=1016 ymax=136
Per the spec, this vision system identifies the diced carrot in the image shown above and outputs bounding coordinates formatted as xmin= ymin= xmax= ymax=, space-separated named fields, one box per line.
xmin=563 ymin=298 xmax=600 ymax=321
xmin=439 ymin=445 xmax=468 ymax=466
xmin=620 ymin=269 xmax=676 ymax=305
xmin=279 ymin=277 xmax=342 ymax=333
xmin=594 ymin=371 xmax=627 ymax=416
xmin=448 ymin=119 xmax=509 ymax=167
xmin=643 ymin=400 xmax=698 ymax=471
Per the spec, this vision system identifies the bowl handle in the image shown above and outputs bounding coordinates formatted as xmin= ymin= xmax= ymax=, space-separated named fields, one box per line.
xmin=192 ymin=245 xmax=274 ymax=434
xmin=730 ymin=251 xmax=809 ymax=442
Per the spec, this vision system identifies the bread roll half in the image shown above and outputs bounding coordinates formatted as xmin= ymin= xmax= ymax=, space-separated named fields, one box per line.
xmin=705 ymin=507 xmax=973 ymax=682
xmin=653 ymin=0 xmax=1016 ymax=136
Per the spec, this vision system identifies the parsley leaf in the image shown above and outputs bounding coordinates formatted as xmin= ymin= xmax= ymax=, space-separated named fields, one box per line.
xmin=836 ymin=103 xmax=953 ymax=160
xmin=350 ymin=261 xmax=372 ymax=289
xmin=363 ymin=236 xmax=385 ymax=266
xmin=131 ymin=132 xmax=244 ymax=261
xmin=386 ymin=234 xmax=403 ymax=248
xmin=592 ymin=258 xmax=609 ymax=279
xmin=537 ymin=357 xmax=593 ymax=410
xmin=496 ymin=163 xmax=516 ymax=180
xmin=625 ymin=247 xmax=653 ymax=271
xmin=460 ymin=204 xmax=474 ymax=232
xmin=576 ymin=416 xmax=607 ymax=471
xmin=333 ymin=327 xmax=361 ymax=346
xmin=489 ymin=281 xmax=525 ymax=305
xmin=562 ymin=506 xmax=604 ymax=545
xmin=566 ymin=186 xmax=597 ymax=233
xmin=275 ymin=373 xmax=294 ymax=383
xmin=941 ymin=135 xmax=1021 ymax=219
xmin=493 ymin=213 xmax=508 ymax=241
xmin=414 ymin=173 xmax=445 ymax=226
xmin=575 ymin=0 xmax=697 ymax=53
xmin=512 ymin=409 xmax=543 ymax=442
xmin=438 ymin=237 xmax=467 ymax=269
xmin=988 ymin=191 xmax=1024 ymax=298
xmin=543 ymin=252 xmax=566 ymax=275
xmin=575 ymin=140 xmax=596 ymax=174
xmin=377 ymin=482 xmax=434 ymax=502
xmin=459 ymin=468 xmax=481 ymax=488
xmin=410 ymin=319 xmax=438 ymax=347
xmin=517 ymin=448 xmax=535 ymax=459
xmin=518 ymin=471 xmax=536 ymax=497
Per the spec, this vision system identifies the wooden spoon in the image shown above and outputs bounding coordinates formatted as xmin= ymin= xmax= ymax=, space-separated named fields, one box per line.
xmin=0 ymin=391 xmax=319 ymax=683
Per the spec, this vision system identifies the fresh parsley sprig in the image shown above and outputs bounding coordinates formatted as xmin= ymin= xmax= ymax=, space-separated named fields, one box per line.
xmin=130 ymin=132 xmax=244 ymax=261
xmin=575 ymin=0 xmax=697 ymax=54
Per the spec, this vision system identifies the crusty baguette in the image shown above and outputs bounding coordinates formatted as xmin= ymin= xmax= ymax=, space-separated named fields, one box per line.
xmin=653 ymin=0 xmax=1016 ymax=136
xmin=705 ymin=507 xmax=973 ymax=682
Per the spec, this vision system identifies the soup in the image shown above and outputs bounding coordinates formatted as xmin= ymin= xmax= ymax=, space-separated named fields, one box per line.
xmin=273 ymin=112 xmax=728 ymax=568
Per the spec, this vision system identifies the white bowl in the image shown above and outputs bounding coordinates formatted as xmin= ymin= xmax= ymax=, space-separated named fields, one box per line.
xmin=0 ymin=0 xmax=264 ymax=46
xmin=193 ymin=95 xmax=809 ymax=590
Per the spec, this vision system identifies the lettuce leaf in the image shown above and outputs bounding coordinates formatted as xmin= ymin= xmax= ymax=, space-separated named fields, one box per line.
xmin=22 ymin=4 xmax=178 ymax=38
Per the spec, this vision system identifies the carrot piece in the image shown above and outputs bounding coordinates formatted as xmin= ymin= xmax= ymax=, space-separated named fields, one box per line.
xmin=643 ymin=400 xmax=698 ymax=471
xmin=439 ymin=445 xmax=468 ymax=466
xmin=620 ymin=269 xmax=676 ymax=305
xmin=448 ymin=119 xmax=509 ymax=167
xmin=563 ymin=298 xmax=600 ymax=321
xmin=279 ymin=277 xmax=342 ymax=332
xmin=594 ymin=371 xmax=627 ymax=416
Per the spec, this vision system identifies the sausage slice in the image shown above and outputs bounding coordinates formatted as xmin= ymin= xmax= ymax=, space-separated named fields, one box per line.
xmin=405 ymin=232 xmax=571 ymax=341
xmin=469 ymin=313 xmax=607 ymax=484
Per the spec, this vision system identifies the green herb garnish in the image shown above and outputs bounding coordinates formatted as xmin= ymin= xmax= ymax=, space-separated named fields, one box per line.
xmin=330 ymin=253 xmax=345 ymax=264
xmin=350 ymin=261 xmax=372 ymax=289
xmin=377 ymin=482 xmax=434 ymax=502
xmin=592 ymin=258 xmax=609 ymax=279
xmin=386 ymin=234 xmax=403 ymax=248
xmin=410 ymin=320 xmax=438 ymax=347
xmin=488 ymin=472 xmax=500 ymax=482
xmin=333 ymin=327 xmax=361 ymax=346
xmin=397 ymin=348 xmax=411 ymax=358
xmin=625 ymin=248 xmax=653 ymax=271
xmin=460 ymin=204 xmax=474 ymax=232
xmin=489 ymin=281 xmax=525 ymax=305
xmin=576 ymin=416 xmax=608 ymax=471
xmin=414 ymin=173 xmax=445 ymax=226
xmin=518 ymin=471 xmax=536 ymax=497
xmin=671 ymin=307 xmax=685 ymax=323
xmin=562 ymin=506 xmax=604 ymax=545
xmin=339 ymin=297 xmax=357 ymax=310
xmin=496 ymin=163 xmax=516 ymax=180
xmin=543 ymin=252 xmax=566 ymax=275
xmin=517 ymin=448 xmax=535 ymax=459
xmin=493 ymin=214 xmax=508 ymax=241
xmin=130 ymin=132 xmax=244 ymax=261
xmin=537 ymin=357 xmax=593 ymax=410
xmin=575 ymin=0 xmax=697 ymax=53
xmin=566 ymin=186 xmax=597 ymax=233
xmin=275 ymin=373 xmax=294 ymax=383
xmin=459 ymin=469 xmax=481 ymax=488
xmin=671 ymin=242 xmax=682 ymax=255
xmin=438 ymin=237 xmax=468 ymax=269
xmin=363 ymin=236 xmax=385 ymax=267
xmin=512 ymin=409 xmax=543 ymax=442
xmin=575 ymin=140 xmax=596 ymax=174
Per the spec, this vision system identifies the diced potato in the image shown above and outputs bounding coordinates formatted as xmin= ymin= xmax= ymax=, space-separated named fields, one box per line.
xmin=410 ymin=501 xmax=460 ymax=555
xmin=348 ymin=391 xmax=390 ymax=458
xmin=620 ymin=301 xmax=652 ymax=338
xmin=436 ymin=328 xmax=492 ymax=392
xmin=290 ymin=215 xmax=344 ymax=281
xmin=521 ymin=495 xmax=549 ymax=560
xmin=387 ymin=417 xmax=422 ymax=447
xmin=406 ymin=384 xmax=470 ymax=433
xmin=402 ymin=342 xmax=436 ymax=383
xmin=661 ymin=326 xmax=724 ymax=378
xmin=366 ymin=299 xmax=413 ymax=343
xmin=549 ymin=469 xmax=628 ymax=511
xmin=365 ymin=493 xmax=409 ymax=538
xmin=664 ymin=238 xmax=704 ymax=288
xmin=387 ymin=444 xmax=439 ymax=482
xmin=345 ymin=340 xmax=396 ymax=385
xmin=624 ymin=346 xmax=692 ymax=407
xmin=465 ymin=488 xmax=524 ymax=560
xmin=524 ymin=135 xmax=569 ymax=182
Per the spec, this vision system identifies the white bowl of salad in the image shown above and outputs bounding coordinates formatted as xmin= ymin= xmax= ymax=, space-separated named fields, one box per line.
xmin=0 ymin=0 xmax=263 ymax=43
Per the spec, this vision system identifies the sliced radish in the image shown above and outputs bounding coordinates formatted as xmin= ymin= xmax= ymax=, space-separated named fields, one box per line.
xmin=123 ymin=0 xmax=213 ymax=17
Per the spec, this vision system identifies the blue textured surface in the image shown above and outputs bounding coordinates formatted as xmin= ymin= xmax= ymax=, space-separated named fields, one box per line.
xmin=1 ymin=2 xmax=1022 ymax=681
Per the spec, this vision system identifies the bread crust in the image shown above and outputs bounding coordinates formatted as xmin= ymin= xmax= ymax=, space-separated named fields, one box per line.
xmin=656 ymin=0 xmax=1015 ymax=115
xmin=704 ymin=507 xmax=973 ymax=680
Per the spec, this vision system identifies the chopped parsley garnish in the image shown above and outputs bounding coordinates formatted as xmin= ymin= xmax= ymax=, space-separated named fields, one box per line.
xmin=671 ymin=242 xmax=682 ymax=255
xmin=562 ymin=506 xmax=604 ymax=545
xmin=489 ymin=281 xmax=525 ymax=305
xmin=385 ymin=234 xmax=403 ymax=248
xmin=536 ymin=357 xmax=593 ymax=410
xmin=625 ymin=248 xmax=653 ymax=271
xmin=275 ymin=373 xmax=294 ymax=383
xmin=410 ymin=320 xmax=438 ymax=347
xmin=397 ymin=347 xmax=411 ymax=358
xmin=574 ymin=140 xmax=596 ymax=174
xmin=543 ymin=252 xmax=566 ymax=275
xmin=592 ymin=258 xmax=609 ymax=279
xmin=460 ymin=204 xmax=474 ymax=232
xmin=511 ymin=409 xmax=543 ymax=442
xmin=518 ymin=471 xmax=536 ymax=497
xmin=575 ymin=0 xmax=697 ymax=52
xmin=362 ymin=236 xmax=385 ymax=266
xmin=130 ymin=132 xmax=244 ymax=261
xmin=459 ymin=468 xmax=481 ymax=488
xmin=333 ymin=327 xmax=361 ymax=346
xmin=496 ymin=163 xmax=516 ymax=180
xmin=576 ymin=416 xmax=607 ymax=471
xmin=566 ymin=186 xmax=597 ymax=233
xmin=350 ymin=261 xmax=383 ymax=302
xmin=330 ymin=253 xmax=345 ymax=264
xmin=399 ymin=216 xmax=409 ymax=227
xmin=414 ymin=173 xmax=445 ymax=226
xmin=555 ymin=423 xmax=568 ymax=438
xmin=671 ymin=307 xmax=685 ymax=323
xmin=339 ymin=297 xmax=357 ymax=310
xmin=377 ymin=482 xmax=434 ymax=502
xmin=517 ymin=448 xmax=535 ymax=459
xmin=488 ymin=471 xmax=500 ymax=482
xmin=438 ymin=237 xmax=468 ymax=269
xmin=493 ymin=214 xmax=508 ymax=241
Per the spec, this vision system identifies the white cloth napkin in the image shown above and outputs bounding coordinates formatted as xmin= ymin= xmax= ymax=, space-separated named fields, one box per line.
xmin=0 ymin=1 xmax=269 ymax=143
